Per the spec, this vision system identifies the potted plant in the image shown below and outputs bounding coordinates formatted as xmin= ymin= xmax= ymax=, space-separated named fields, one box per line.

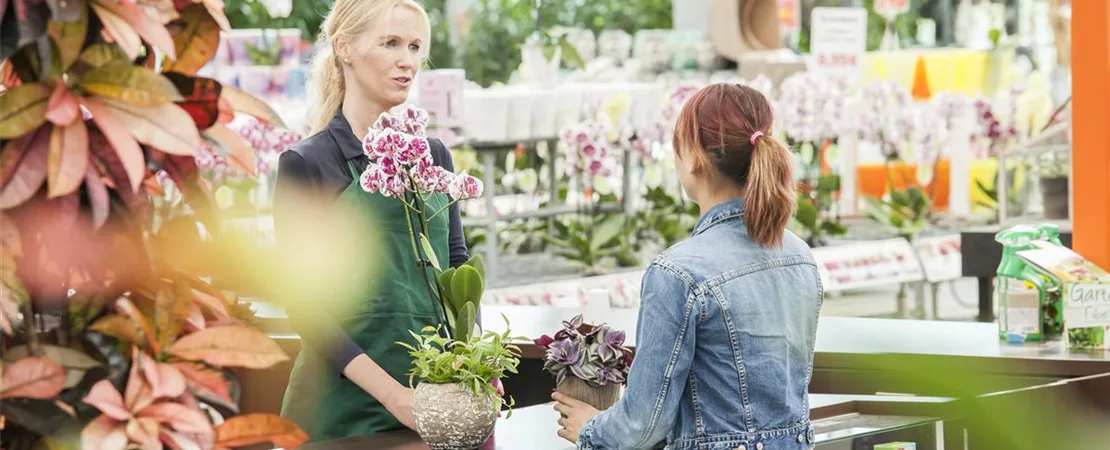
xmin=1035 ymin=151 xmax=1069 ymax=219
xmin=359 ymin=106 xmax=522 ymax=448
xmin=533 ymin=314 xmax=632 ymax=411
xmin=0 ymin=0 xmax=306 ymax=448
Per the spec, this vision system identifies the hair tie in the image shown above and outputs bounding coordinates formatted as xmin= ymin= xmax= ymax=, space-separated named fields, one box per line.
xmin=750 ymin=131 xmax=764 ymax=145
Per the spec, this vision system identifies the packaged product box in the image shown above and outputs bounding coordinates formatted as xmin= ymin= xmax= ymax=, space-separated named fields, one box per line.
xmin=1018 ymin=243 xmax=1110 ymax=349
xmin=873 ymin=443 xmax=916 ymax=450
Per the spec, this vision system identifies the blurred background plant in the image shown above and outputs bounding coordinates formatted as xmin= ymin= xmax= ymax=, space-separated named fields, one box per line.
xmin=0 ymin=0 xmax=326 ymax=447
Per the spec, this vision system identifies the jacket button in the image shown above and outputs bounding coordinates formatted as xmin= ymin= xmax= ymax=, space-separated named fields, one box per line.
xmin=755 ymin=443 xmax=764 ymax=450
xmin=797 ymin=434 xmax=805 ymax=443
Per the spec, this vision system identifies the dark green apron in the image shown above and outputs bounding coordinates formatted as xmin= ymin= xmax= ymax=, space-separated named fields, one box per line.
xmin=280 ymin=160 xmax=450 ymax=442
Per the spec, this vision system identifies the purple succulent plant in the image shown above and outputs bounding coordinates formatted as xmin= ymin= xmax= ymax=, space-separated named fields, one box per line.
xmin=534 ymin=314 xmax=632 ymax=387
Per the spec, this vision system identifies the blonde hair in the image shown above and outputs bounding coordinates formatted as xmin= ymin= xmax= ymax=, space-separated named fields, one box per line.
xmin=308 ymin=0 xmax=431 ymax=134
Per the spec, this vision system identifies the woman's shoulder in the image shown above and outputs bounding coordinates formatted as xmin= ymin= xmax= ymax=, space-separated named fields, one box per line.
xmin=427 ymin=137 xmax=454 ymax=169
xmin=285 ymin=129 xmax=339 ymax=162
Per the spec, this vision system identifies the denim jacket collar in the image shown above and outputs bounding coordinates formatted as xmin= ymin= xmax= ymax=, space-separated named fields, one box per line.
xmin=691 ymin=198 xmax=745 ymax=237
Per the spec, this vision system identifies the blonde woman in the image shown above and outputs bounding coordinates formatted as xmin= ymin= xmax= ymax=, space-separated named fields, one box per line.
xmin=273 ymin=0 xmax=472 ymax=441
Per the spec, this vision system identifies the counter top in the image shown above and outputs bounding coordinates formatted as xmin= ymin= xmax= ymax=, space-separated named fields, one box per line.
xmin=298 ymin=394 xmax=945 ymax=450
xmin=255 ymin=302 xmax=1109 ymax=364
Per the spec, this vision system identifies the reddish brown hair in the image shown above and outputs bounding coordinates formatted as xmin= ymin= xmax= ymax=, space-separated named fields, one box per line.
xmin=672 ymin=83 xmax=795 ymax=248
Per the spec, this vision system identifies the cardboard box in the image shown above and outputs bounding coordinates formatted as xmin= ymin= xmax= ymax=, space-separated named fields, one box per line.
xmin=1018 ymin=243 xmax=1110 ymax=349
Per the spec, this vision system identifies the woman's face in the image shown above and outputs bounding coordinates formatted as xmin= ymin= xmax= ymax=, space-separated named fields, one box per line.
xmin=345 ymin=6 xmax=426 ymax=110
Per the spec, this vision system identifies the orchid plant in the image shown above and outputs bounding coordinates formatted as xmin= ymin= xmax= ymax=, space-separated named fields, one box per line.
xmin=360 ymin=106 xmax=520 ymax=405
xmin=533 ymin=315 xmax=633 ymax=388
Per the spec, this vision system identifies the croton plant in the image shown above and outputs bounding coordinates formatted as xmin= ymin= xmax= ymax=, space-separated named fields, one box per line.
xmin=0 ymin=0 xmax=307 ymax=449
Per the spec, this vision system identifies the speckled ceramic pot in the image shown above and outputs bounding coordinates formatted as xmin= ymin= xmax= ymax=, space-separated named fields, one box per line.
xmin=412 ymin=382 xmax=497 ymax=450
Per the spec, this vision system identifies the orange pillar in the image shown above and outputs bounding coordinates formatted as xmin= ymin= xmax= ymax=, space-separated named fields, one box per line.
xmin=1070 ymin=1 xmax=1110 ymax=269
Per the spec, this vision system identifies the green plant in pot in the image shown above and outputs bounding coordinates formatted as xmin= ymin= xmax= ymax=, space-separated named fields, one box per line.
xmin=358 ymin=106 xmax=521 ymax=449
xmin=1034 ymin=152 xmax=1069 ymax=220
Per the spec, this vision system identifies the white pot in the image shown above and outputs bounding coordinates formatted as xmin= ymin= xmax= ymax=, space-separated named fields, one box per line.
xmin=412 ymin=382 xmax=497 ymax=450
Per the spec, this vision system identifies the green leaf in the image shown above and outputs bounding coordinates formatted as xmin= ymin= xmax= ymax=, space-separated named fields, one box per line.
xmin=80 ymin=61 xmax=184 ymax=106
xmin=0 ymin=83 xmax=51 ymax=139
xmin=795 ymin=198 xmax=819 ymax=229
xmin=449 ymin=265 xmax=483 ymax=317
xmin=437 ymin=268 xmax=456 ymax=300
xmin=77 ymin=43 xmax=129 ymax=71
xmin=590 ymin=215 xmax=624 ymax=252
xmin=464 ymin=253 xmax=485 ymax=280
xmin=419 ymin=233 xmax=441 ymax=272
xmin=558 ymin=36 xmax=585 ymax=69
xmin=47 ymin=0 xmax=89 ymax=71
xmin=455 ymin=302 xmax=476 ymax=342
xmin=817 ymin=174 xmax=841 ymax=193
xmin=819 ymin=220 xmax=848 ymax=236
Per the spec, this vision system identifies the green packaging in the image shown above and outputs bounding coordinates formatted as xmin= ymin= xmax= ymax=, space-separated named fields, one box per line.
xmin=995 ymin=226 xmax=1048 ymax=342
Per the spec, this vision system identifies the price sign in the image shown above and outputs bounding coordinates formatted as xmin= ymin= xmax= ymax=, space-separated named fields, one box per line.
xmin=778 ymin=0 xmax=801 ymax=32
xmin=876 ymin=0 xmax=910 ymax=16
xmin=809 ymin=7 xmax=867 ymax=80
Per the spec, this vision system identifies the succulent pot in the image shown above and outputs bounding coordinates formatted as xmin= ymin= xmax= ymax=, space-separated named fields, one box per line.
xmin=1039 ymin=177 xmax=1069 ymax=220
xmin=412 ymin=382 xmax=497 ymax=450
xmin=556 ymin=376 xmax=620 ymax=412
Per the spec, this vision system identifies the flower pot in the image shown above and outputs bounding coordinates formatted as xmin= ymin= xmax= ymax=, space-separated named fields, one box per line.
xmin=556 ymin=376 xmax=620 ymax=411
xmin=1039 ymin=176 xmax=1069 ymax=220
xmin=412 ymin=382 xmax=497 ymax=450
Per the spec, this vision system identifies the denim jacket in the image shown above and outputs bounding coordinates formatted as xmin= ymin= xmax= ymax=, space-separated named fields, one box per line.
xmin=578 ymin=198 xmax=823 ymax=450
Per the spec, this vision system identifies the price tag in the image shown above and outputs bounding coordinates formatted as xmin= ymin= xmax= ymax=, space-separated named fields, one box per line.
xmin=876 ymin=0 xmax=910 ymax=16
xmin=809 ymin=7 xmax=867 ymax=81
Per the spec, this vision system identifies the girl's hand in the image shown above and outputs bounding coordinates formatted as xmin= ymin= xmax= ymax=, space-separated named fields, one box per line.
xmin=552 ymin=392 xmax=599 ymax=444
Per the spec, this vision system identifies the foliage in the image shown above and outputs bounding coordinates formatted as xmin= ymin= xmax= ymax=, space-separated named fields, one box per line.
xmin=459 ymin=0 xmax=672 ymax=87
xmin=0 ymin=0 xmax=305 ymax=448
xmin=533 ymin=314 xmax=632 ymax=388
xmin=636 ymin=186 xmax=697 ymax=249
xmin=436 ymin=255 xmax=486 ymax=342
xmin=396 ymin=320 xmax=524 ymax=411
xmin=224 ymin=0 xmax=326 ymax=40
xmin=794 ymin=173 xmax=847 ymax=248
xmin=863 ymin=186 xmax=932 ymax=241
xmin=1066 ymin=326 xmax=1105 ymax=349
xmin=544 ymin=213 xmax=625 ymax=275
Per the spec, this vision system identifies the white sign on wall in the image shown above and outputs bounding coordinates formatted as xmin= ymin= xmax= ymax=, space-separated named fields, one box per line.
xmin=808 ymin=7 xmax=868 ymax=80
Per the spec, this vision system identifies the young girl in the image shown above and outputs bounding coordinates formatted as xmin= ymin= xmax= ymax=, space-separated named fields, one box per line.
xmin=554 ymin=83 xmax=823 ymax=450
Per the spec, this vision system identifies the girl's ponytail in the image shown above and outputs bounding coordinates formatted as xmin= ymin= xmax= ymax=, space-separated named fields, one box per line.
xmin=744 ymin=134 xmax=795 ymax=248
xmin=307 ymin=45 xmax=345 ymax=134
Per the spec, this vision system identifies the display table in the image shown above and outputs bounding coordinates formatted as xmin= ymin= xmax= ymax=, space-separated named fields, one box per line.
xmin=245 ymin=303 xmax=1110 ymax=416
xmin=299 ymin=394 xmax=948 ymax=450
xmin=959 ymin=219 xmax=1073 ymax=322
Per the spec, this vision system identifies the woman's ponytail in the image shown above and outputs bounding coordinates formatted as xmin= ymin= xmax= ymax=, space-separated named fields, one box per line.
xmin=744 ymin=135 xmax=795 ymax=248
xmin=307 ymin=45 xmax=345 ymax=134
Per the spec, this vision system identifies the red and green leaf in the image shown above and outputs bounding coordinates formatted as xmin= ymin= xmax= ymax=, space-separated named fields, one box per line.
xmin=0 ymin=356 xmax=66 ymax=399
xmin=163 ymin=72 xmax=221 ymax=129
xmin=44 ymin=80 xmax=81 ymax=126
xmin=203 ymin=124 xmax=255 ymax=176
xmin=96 ymin=97 xmax=199 ymax=156
xmin=47 ymin=120 xmax=89 ymax=198
xmin=0 ymin=125 xmax=50 ymax=209
xmin=171 ymin=362 xmax=235 ymax=412
xmin=81 ymin=97 xmax=146 ymax=192
xmin=167 ymin=325 xmax=289 ymax=369
xmin=92 ymin=0 xmax=176 ymax=59
xmin=161 ymin=4 xmax=220 ymax=75
xmin=219 ymin=84 xmax=286 ymax=128
xmin=214 ymin=414 xmax=308 ymax=449
xmin=0 ymin=82 xmax=51 ymax=139
xmin=89 ymin=313 xmax=142 ymax=344
xmin=84 ymin=166 xmax=110 ymax=228
xmin=90 ymin=3 xmax=143 ymax=60
xmin=46 ymin=0 xmax=89 ymax=70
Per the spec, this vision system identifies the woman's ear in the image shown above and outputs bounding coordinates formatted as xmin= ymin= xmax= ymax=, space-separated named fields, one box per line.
xmin=334 ymin=36 xmax=351 ymax=64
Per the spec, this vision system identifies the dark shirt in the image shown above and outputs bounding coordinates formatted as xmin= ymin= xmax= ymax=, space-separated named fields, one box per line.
xmin=274 ymin=110 xmax=470 ymax=373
